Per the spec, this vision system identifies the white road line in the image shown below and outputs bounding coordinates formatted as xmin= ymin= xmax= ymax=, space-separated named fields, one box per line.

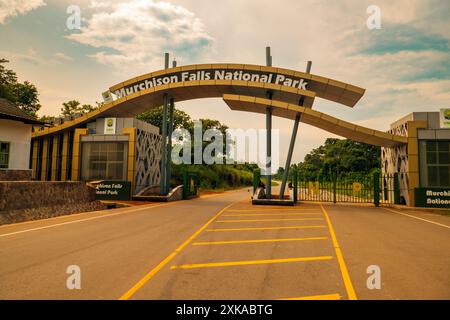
xmin=0 ymin=203 xmax=173 ymax=238
xmin=0 ymin=191 xmax=241 ymax=238
xmin=383 ymin=207 xmax=450 ymax=229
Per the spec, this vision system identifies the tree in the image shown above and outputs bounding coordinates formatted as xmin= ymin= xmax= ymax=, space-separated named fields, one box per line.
xmin=137 ymin=105 xmax=193 ymax=132
xmin=39 ymin=115 xmax=56 ymax=125
xmin=0 ymin=58 xmax=41 ymax=117
xmin=297 ymin=138 xmax=380 ymax=180
xmin=60 ymin=100 xmax=97 ymax=117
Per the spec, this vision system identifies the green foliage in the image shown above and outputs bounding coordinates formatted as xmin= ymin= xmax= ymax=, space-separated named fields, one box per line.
xmin=138 ymin=105 xmax=233 ymax=164
xmin=297 ymin=138 xmax=381 ymax=181
xmin=274 ymin=167 xmax=285 ymax=180
xmin=138 ymin=105 xmax=256 ymax=190
xmin=60 ymin=100 xmax=96 ymax=117
xmin=171 ymin=163 xmax=254 ymax=190
xmin=0 ymin=58 xmax=41 ymax=117
xmin=137 ymin=106 xmax=193 ymax=132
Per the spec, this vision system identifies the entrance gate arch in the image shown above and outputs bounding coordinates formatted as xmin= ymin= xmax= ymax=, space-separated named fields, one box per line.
xmin=31 ymin=53 xmax=407 ymax=200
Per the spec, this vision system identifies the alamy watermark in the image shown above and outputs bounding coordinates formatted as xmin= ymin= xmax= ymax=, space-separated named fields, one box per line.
xmin=366 ymin=265 xmax=381 ymax=290
xmin=366 ymin=5 xmax=382 ymax=30
xmin=170 ymin=120 xmax=280 ymax=174
xmin=66 ymin=5 xmax=81 ymax=30
xmin=66 ymin=265 xmax=81 ymax=290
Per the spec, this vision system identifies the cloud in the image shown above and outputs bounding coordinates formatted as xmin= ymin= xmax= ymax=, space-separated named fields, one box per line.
xmin=53 ymin=52 xmax=73 ymax=62
xmin=67 ymin=0 xmax=213 ymax=74
xmin=360 ymin=25 xmax=450 ymax=55
xmin=0 ymin=48 xmax=42 ymax=65
xmin=0 ymin=0 xmax=46 ymax=24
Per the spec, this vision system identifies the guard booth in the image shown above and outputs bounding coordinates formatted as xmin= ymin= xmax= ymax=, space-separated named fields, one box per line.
xmin=31 ymin=117 xmax=162 ymax=201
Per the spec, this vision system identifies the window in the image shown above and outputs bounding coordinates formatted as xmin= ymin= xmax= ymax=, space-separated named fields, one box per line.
xmin=0 ymin=141 xmax=10 ymax=169
xmin=81 ymin=142 xmax=128 ymax=180
xmin=420 ymin=140 xmax=450 ymax=187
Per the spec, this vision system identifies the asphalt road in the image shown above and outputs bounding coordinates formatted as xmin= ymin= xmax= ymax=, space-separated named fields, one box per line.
xmin=0 ymin=188 xmax=449 ymax=300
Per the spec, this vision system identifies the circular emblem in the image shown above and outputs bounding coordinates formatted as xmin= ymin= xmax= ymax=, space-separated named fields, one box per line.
xmin=352 ymin=182 xmax=362 ymax=194
xmin=444 ymin=109 xmax=450 ymax=120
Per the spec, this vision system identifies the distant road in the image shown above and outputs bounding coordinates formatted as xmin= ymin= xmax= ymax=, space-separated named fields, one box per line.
xmin=0 ymin=188 xmax=448 ymax=300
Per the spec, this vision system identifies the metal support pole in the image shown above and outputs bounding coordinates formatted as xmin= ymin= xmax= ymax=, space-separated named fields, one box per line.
xmin=265 ymin=46 xmax=273 ymax=199
xmin=165 ymin=97 xmax=174 ymax=194
xmin=279 ymin=113 xmax=301 ymax=198
xmin=160 ymin=52 xmax=169 ymax=195
xmin=266 ymin=106 xmax=272 ymax=198
xmin=164 ymin=52 xmax=169 ymax=69
xmin=266 ymin=47 xmax=272 ymax=67
xmin=160 ymin=93 xmax=168 ymax=195
xmin=279 ymin=60 xmax=312 ymax=199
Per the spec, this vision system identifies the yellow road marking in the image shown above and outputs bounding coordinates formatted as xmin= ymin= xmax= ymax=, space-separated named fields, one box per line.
xmin=320 ymin=204 xmax=357 ymax=300
xmin=216 ymin=218 xmax=323 ymax=223
xmin=206 ymin=225 xmax=327 ymax=232
xmin=383 ymin=207 xmax=450 ymax=229
xmin=223 ymin=213 xmax=321 ymax=217
xmin=192 ymin=236 xmax=328 ymax=245
xmin=278 ymin=293 xmax=341 ymax=300
xmin=0 ymin=202 xmax=177 ymax=238
xmin=170 ymin=256 xmax=333 ymax=269
xmin=118 ymin=201 xmax=239 ymax=300
xmin=226 ymin=208 xmax=319 ymax=212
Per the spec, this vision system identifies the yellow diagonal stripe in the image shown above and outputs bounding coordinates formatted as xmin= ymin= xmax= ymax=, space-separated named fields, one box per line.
xmin=278 ymin=293 xmax=341 ymax=300
xmin=206 ymin=225 xmax=327 ymax=232
xmin=170 ymin=256 xmax=333 ymax=270
xmin=226 ymin=208 xmax=320 ymax=212
xmin=192 ymin=236 xmax=328 ymax=245
xmin=216 ymin=218 xmax=323 ymax=223
xmin=223 ymin=213 xmax=321 ymax=217
xmin=118 ymin=201 xmax=238 ymax=300
xmin=320 ymin=203 xmax=357 ymax=300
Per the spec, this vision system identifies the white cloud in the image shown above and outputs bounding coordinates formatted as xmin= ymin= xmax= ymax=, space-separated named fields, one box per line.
xmin=67 ymin=0 xmax=213 ymax=75
xmin=53 ymin=52 xmax=73 ymax=62
xmin=0 ymin=0 xmax=46 ymax=24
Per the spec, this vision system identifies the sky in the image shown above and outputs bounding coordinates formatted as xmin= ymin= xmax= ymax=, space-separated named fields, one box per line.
xmin=0 ymin=0 xmax=449 ymax=164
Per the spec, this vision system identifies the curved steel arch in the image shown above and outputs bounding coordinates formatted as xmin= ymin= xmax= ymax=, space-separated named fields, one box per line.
xmin=32 ymin=63 xmax=405 ymax=148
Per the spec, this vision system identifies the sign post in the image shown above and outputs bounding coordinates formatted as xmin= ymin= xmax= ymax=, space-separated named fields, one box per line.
xmin=95 ymin=181 xmax=131 ymax=201
xmin=440 ymin=109 xmax=450 ymax=128
xmin=415 ymin=188 xmax=450 ymax=208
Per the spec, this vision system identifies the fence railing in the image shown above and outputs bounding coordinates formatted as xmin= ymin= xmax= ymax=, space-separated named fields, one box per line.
xmin=253 ymin=170 xmax=406 ymax=206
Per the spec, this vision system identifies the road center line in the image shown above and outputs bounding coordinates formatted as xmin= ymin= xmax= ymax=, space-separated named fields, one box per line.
xmin=383 ymin=207 xmax=450 ymax=229
xmin=118 ymin=200 xmax=240 ymax=300
xmin=320 ymin=203 xmax=357 ymax=300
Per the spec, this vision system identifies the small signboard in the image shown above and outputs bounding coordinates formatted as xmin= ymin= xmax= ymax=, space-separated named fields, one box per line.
xmin=104 ymin=118 xmax=116 ymax=134
xmin=440 ymin=108 xmax=450 ymax=128
xmin=415 ymin=188 xmax=450 ymax=208
xmin=95 ymin=181 xmax=131 ymax=201
xmin=102 ymin=90 xmax=113 ymax=103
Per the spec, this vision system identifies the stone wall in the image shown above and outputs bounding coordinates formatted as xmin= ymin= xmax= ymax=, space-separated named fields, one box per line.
xmin=0 ymin=181 xmax=106 ymax=225
xmin=0 ymin=169 xmax=32 ymax=181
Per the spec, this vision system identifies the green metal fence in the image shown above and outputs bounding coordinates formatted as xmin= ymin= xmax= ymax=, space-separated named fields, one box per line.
xmin=251 ymin=169 xmax=405 ymax=206
xmin=182 ymin=171 xmax=199 ymax=199
xmin=296 ymin=172 xmax=403 ymax=206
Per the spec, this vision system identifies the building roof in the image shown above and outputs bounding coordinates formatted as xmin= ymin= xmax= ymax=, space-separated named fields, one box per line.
xmin=0 ymin=98 xmax=45 ymax=125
